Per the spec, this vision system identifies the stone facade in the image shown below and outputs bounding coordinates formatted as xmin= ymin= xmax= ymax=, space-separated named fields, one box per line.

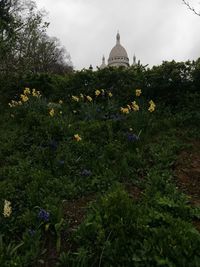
xmin=100 ymin=32 xmax=136 ymax=69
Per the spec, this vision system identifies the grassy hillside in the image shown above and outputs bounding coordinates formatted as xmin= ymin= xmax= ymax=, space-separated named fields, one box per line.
xmin=0 ymin=69 xmax=200 ymax=266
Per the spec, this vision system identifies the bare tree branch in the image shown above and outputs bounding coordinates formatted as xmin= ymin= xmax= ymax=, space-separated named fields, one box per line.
xmin=182 ymin=0 xmax=200 ymax=16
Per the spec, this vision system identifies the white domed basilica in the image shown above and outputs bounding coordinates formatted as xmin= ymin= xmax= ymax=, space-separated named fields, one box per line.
xmin=100 ymin=32 xmax=137 ymax=69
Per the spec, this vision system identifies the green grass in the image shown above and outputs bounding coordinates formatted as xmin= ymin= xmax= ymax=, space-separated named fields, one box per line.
xmin=0 ymin=89 xmax=200 ymax=267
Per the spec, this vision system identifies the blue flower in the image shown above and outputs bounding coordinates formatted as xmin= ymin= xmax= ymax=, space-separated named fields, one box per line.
xmin=38 ymin=209 xmax=50 ymax=222
xmin=28 ymin=229 xmax=36 ymax=236
xmin=81 ymin=169 xmax=92 ymax=176
xmin=127 ymin=133 xmax=139 ymax=142
xmin=110 ymin=114 xmax=124 ymax=121
xmin=58 ymin=160 xmax=65 ymax=165
xmin=49 ymin=140 xmax=58 ymax=151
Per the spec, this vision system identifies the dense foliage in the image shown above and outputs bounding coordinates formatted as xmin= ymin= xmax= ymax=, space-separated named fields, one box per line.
xmin=2 ymin=58 xmax=199 ymax=104
xmin=0 ymin=0 xmax=72 ymax=104
xmin=0 ymin=61 xmax=200 ymax=267
xmin=0 ymin=59 xmax=200 ymax=266
xmin=1 ymin=1 xmax=200 ymax=265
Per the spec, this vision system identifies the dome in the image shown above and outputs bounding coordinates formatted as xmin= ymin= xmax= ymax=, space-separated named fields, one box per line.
xmin=109 ymin=44 xmax=128 ymax=59
xmin=108 ymin=32 xmax=129 ymax=67
xmin=100 ymin=55 xmax=107 ymax=69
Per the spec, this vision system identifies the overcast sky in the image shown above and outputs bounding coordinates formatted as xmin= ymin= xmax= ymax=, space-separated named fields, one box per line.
xmin=35 ymin=0 xmax=200 ymax=70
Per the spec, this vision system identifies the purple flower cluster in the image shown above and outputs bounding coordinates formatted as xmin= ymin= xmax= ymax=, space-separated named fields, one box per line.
xmin=38 ymin=208 xmax=50 ymax=222
xmin=127 ymin=133 xmax=139 ymax=142
xmin=81 ymin=169 xmax=92 ymax=176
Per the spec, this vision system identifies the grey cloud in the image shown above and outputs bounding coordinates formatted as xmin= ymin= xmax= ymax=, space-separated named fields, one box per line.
xmin=36 ymin=0 xmax=200 ymax=69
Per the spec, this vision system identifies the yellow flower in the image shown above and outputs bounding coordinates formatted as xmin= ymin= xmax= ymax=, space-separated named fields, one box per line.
xmin=131 ymin=101 xmax=139 ymax=111
xmin=148 ymin=106 xmax=155 ymax=112
xmin=95 ymin=90 xmax=101 ymax=96
xmin=20 ymin=94 xmax=29 ymax=102
xmin=86 ymin=95 xmax=92 ymax=102
xmin=32 ymin=88 xmax=41 ymax=97
xmin=108 ymin=92 xmax=113 ymax=97
xmin=59 ymin=111 xmax=63 ymax=114
xmin=127 ymin=104 xmax=131 ymax=110
xmin=135 ymin=89 xmax=142 ymax=96
xmin=8 ymin=100 xmax=18 ymax=107
xmin=135 ymin=89 xmax=142 ymax=97
xmin=24 ymin=87 xmax=31 ymax=95
xmin=101 ymin=89 xmax=105 ymax=95
xmin=129 ymin=128 xmax=133 ymax=131
xmin=74 ymin=134 xmax=82 ymax=142
xmin=149 ymin=100 xmax=156 ymax=107
xmin=49 ymin=108 xmax=55 ymax=117
xmin=80 ymin=93 xmax=84 ymax=99
xmin=72 ymin=95 xmax=79 ymax=102
xmin=59 ymin=100 xmax=63 ymax=104
xmin=3 ymin=200 xmax=12 ymax=217
xmin=148 ymin=100 xmax=156 ymax=112
xmin=120 ymin=107 xmax=129 ymax=114
xmin=18 ymin=101 xmax=22 ymax=105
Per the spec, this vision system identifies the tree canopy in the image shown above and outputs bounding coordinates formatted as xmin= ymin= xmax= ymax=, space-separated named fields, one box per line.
xmin=0 ymin=0 xmax=72 ymax=76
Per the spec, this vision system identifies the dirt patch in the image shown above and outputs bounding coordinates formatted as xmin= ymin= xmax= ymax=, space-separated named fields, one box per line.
xmin=62 ymin=184 xmax=142 ymax=231
xmin=63 ymin=194 xmax=96 ymax=231
xmin=175 ymin=142 xmax=200 ymax=206
xmin=125 ymin=183 xmax=142 ymax=200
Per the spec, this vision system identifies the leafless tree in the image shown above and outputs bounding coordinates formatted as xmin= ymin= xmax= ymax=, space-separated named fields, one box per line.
xmin=182 ymin=0 xmax=200 ymax=16
xmin=0 ymin=0 xmax=72 ymax=75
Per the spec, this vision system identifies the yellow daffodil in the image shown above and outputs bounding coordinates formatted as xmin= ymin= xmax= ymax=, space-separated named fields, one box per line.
xmin=59 ymin=100 xmax=63 ymax=104
xmin=148 ymin=106 xmax=155 ymax=112
xmin=148 ymin=100 xmax=156 ymax=112
xmin=72 ymin=95 xmax=79 ymax=102
xmin=32 ymin=88 xmax=36 ymax=96
xmin=86 ymin=95 xmax=92 ymax=102
xmin=20 ymin=94 xmax=29 ymax=102
xmin=131 ymin=101 xmax=139 ymax=111
xmin=9 ymin=100 xmax=22 ymax=107
xmin=3 ymin=200 xmax=12 ymax=217
xmin=49 ymin=108 xmax=55 ymax=117
xmin=135 ymin=89 xmax=142 ymax=97
xmin=95 ymin=90 xmax=101 ymax=96
xmin=108 ymin=92 xmax=113 ymax=97
xmin=8 ymin=100 xmax=17 ymax=107
xmin=149 ymin=100 xmax=156 ymax=107
xmin=120 ymin=107 xmax=129 ymax=114
xmin=127 ymin=104 xmax=131 ymax=110
xmin=74 ymin=134 xmax=82 ymax=142
xmin=32 ymin=88 xmax=41 ymax=97
xmin=24 ymin=87 xmax=31 ymax=95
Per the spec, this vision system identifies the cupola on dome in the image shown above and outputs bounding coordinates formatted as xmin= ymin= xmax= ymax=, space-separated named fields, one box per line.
xmin=99 ymin=32 xmax=137 ymax=69
xmin=108 ymin=32 xmax=129 ymax=67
